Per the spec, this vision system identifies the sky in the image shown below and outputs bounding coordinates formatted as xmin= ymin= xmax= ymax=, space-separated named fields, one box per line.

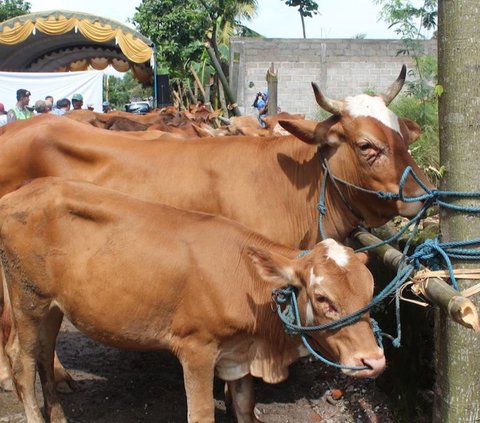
xmin=27 ymin=0 xmax=401 ymax=40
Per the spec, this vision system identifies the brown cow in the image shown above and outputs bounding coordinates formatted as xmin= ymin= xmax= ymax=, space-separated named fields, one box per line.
xmin=65 ymin=108 xmax=211 ymax=137
xmin=0 ymin=66 xmax=433 ymax=390
xmin=0 ymin=178 xmax=385 ymax=423
xmin=227 ymin=112 xmax=305 ymax=137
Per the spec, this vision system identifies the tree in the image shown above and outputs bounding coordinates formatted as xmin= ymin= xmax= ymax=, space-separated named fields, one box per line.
xmin=280 ymin=0 xmax=319 ymax=38
xmin=435 ymin=0 xmax=480 ymax=420
xmin=105 ymin=72 xmax=152 ymax=110
xmin=375 ymin=0 xmax=437 ymax=101
xmin=132 ymin=0 xmax=209 ymax=78
xmin=376 ymin=0 xmax=440 ymax=181
xmin=0 ymin=0 xmax=30 ymax=22
xmin=133 ymin=0 xmax=258 ymax=114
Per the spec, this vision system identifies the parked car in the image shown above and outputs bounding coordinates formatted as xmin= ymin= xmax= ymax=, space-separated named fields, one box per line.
xmin=124 ymin=101 xmax=151 ymax=114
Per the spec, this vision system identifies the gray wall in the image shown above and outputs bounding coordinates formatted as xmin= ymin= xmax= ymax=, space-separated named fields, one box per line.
xmin=230 ymin=38 xmax=437 ymax=118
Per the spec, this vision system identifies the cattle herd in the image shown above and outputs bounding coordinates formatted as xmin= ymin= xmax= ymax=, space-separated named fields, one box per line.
xmin=0 ymin=66 xmax=434 ymax=423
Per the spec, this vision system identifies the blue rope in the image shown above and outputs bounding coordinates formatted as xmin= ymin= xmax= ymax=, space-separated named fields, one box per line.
xmin=301 ymin=162 xmax=480 ymax=370
xmin=272 ymin=264 xmax=414 ymax=369
xmin=407 ymin=238 xmax=480 ymax=291
xmin=317 ymin=163 xmax=480 ymax=248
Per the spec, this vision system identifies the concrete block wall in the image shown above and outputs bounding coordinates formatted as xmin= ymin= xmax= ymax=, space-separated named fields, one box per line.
xmin=230 ymin=38 xmax=437 ymax=118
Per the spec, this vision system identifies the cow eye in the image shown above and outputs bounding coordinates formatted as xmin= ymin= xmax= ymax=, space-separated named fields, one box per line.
xmin=315 ymin=295 xmax=339 ymax=317
xmin=357 ymin=141 xmax=381 ymax=164
xmin=358 ymin=142 xmax=371 ymax=151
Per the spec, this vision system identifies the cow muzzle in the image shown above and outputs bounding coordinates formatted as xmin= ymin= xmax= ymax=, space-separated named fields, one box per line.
xmin=342 ymin=349 xmax=386 ymax=379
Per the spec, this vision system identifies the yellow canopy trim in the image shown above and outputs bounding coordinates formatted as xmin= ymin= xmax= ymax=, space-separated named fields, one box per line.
xmin=0 ymin=14 xmax=152 ymax=64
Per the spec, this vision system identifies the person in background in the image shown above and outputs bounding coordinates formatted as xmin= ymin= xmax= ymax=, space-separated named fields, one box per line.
xmin=87 ymin=103 xmax=95 ymax=111
xmin=34 ymin=99 xmax=49 ymax=114
xmin=44 ymin=100 xmax=53 ymax=112
xmin=71 ymin=93 xmax=83 ymax=110
xmin=0 ymin=102 xmax=7 ymax=126
xmin=44 ymin=96 xmax=54 ymax=112
xmin=51 ymin=98 xmax=71 ymax=115
xmin=252 ymin=89 xmax=268 ymax=127
xmin=102 ymin=101 xmax=111 ymax=113
xmin=7 ymin=88 xmax=33 ymax=123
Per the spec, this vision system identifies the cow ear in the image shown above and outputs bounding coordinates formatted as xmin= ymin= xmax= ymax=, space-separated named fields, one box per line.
xmin=399 ymin=118 xmax=421 ymax=145
xmin=278 ymin=117 xmax=343 ymax=147
xmin=247 ymin=247 xmax=302 ymax=289
xmin=354 ymin=251 xmax=369 ymax=265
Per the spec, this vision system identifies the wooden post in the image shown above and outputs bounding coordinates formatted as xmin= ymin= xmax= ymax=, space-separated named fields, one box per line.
xmin=190 ymin=66 xmax=213 ymax=112
xmin=266 ymin=63 xmax=278 ymax=116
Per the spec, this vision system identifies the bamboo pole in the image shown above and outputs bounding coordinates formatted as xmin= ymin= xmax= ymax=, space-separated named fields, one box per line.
xmin=190 ymin=66 xmax=213 ymax=113
xmin=350 ymin=228 xmax=480 ymax=332
xmin=204 ymin=42 xmax=241 ymax=117
xmin=190 ymin=66 xmax=219 ymax=128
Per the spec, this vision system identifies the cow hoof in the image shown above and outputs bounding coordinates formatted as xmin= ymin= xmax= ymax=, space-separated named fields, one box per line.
xmin=254 ymin=406 xmax=265 ymax=422
xmin=56 ymin=378 xmax=78 ymax=394
xmin=0 ymin=376 xmax=14 ymax=392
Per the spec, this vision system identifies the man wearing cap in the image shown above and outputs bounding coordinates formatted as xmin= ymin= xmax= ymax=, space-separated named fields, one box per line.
xmin=0 ymin=102 xmax=7 ymax=126
xmin=7 ymin=89 xmax=33 ymax=123
xmin=71 ymin=93 xmax=84 ymax=110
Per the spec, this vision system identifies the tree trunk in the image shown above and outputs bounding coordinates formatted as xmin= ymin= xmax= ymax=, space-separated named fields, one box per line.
xmin=300 ymin=13 xmax=306 ymax=38
xmin=205 ymin=42 xmax=241 ymax=116
xmin=435 ymin=1 xmax=480 ymax=421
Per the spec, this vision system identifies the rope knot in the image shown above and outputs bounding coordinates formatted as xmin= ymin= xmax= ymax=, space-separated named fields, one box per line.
xmin=392 ymin=338 xmax=401 ymax=348
xmin=317 ymin=203 xmax=327 ymax=215
xmin=408 ymin=238 xmax=441 ymax=269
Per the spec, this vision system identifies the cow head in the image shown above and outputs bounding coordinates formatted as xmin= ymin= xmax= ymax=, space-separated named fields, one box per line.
xmin=279 ymin=66 xmax=434 ymax=228
xmin=248 ymin=239 xmax=385 ymax=378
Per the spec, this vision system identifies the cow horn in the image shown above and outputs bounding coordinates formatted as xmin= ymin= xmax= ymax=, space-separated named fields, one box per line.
xmin=380 ymin=64 xmax=407 ymax=105
xmin=311 ymin=82 xmax=344 ymax=116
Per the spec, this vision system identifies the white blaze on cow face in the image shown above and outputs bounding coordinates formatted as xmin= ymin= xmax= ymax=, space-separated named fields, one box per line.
xmin=306 ymin=269 xmax=324 ymax=325
xmin=323 ymin=239 xmax=349 ymax=267
xmin=345 ymin=94 xmax=401 ymax=135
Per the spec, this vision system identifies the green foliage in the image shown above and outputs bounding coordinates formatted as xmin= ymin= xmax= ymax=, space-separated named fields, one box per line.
xmin=132 ymin=0 xmax=209 ymax=78
xmin=280 ymin=0 xmax=319 ymax=38
xmin=0 ymin=0 xmax=30 ymax=22
xmin=375 ymin=0 xmax=437 ymax=38
xmin=105 ymin=72 xmax=152 ymax=110
xmin=390 ymin=94 xmax=440 ymax=183
xmin=281 ymin=0 xmax=319 ymax=18
xmin=376 ymin=1 xmax=440 ymax=185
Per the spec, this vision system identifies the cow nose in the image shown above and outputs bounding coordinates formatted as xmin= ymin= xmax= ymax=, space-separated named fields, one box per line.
xmin=360 ymin=355 xmax=386 ymax=378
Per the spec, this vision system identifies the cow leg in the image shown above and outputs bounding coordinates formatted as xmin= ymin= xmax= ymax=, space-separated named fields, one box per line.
xmin=53 ymin=350 xmax=75 ymax=392
xmin=0 ymin=270 xmax=14 ymax=391
xmin=227 ymin=374 xmax=263 ymax=423
xmin=180 ymin=348 xmax=216 ymax=423
xmin=37 ymin=307 xmax=67 ymax=423
xmin=5 ymin=316 xmax=44 ymax=423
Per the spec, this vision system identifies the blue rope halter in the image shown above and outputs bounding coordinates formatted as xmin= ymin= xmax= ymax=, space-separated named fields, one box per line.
xmin=296 ymin=161 xmax=480 ymax=370
xmin=271 ymin=263 xmax=413 ymax=370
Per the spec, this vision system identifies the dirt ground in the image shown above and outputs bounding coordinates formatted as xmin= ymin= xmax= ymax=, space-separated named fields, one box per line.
xmin=1 ymin=319 xmax=395 ymax=423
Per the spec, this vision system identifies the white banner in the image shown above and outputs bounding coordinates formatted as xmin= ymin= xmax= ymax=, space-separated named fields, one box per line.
xmin=0 ymin=70 xmax=103 ymax=112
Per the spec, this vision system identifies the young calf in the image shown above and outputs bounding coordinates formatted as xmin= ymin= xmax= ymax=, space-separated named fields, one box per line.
xmin=0 ymin=178 xmax=385 ymax=423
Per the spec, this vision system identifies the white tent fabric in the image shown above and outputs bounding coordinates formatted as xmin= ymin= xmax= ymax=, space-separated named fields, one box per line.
xmin=0 ymin=70 xmax=103 ymax=112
